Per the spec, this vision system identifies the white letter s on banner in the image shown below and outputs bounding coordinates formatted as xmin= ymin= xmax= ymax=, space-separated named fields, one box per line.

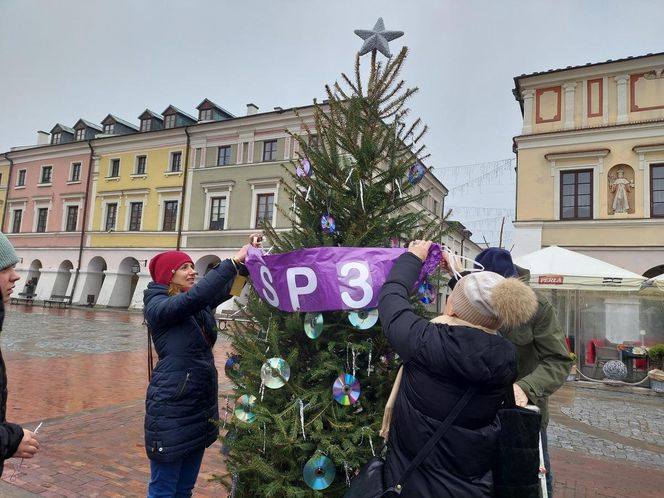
xmin=260 ymin=266 xmax=279 ymax=307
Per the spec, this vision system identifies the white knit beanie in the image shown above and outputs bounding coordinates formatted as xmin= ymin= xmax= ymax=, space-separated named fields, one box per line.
xmin=0 ymin=232 xmax=19 ymax=270
xmin=450 ymin=271 xmax=538 ymax=330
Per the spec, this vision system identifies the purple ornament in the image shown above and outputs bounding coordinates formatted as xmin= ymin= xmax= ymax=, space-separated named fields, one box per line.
xmin=296 ymin=159 xmax=312 ymax=177
xmin=408 ymin=162 xmax=426 ymax=185
xmin=321 ymin=214 xmax=336 ymax=234
xmin=416 ymin=243 xmax=442 ymax=286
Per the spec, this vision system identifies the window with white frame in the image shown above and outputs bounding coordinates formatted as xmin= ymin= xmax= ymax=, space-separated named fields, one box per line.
xmin=40 ymin=166 xmax=52 ymax=184
xmin=17 ymin=169 xmax=26 ymax=187
xmin=209 ymin=196 xmax=227 ymax=230
xmin=170 ymin=152 xmax=182 ymax=172
xmin=109 ymin=159 xmax=120 ymax=177
xmin=105 ymin=203 xmax=118 ymax=231
xmin=135 ymin=155 xmax=147 ymax=175
xmin=11 ymin=209 xmax=22 ymax=233
xmin=51 ymin=132 xmax=61 ymax=144
xmin=128 ymin=202 xmax=143 ymax=231
xmin=65 ymin=205 xmax=78 ymax=232
xmin=75 ymin=128 xmax=86 ymax=141
xmin=140 ymin=119 xmax=152 ymax=132
xmin=162 ymin=200 xmax=178 ymax=231
xmin=36 ymin=207 xmax=48 ymax=232
xmin=103 ymin=123 xmax=115 ymax=134
xmin=70 ymin=162 xmax=82 ymax=182
xmin=651 ymin=164 xmax=664 ymax=218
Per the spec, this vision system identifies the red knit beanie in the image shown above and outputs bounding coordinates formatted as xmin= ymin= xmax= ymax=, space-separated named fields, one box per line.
xmin=149 ymin=251 xmax=194 ymax=285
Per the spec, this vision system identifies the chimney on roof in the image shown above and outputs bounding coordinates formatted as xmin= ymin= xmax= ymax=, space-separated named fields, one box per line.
xmin=37 ymin=130 xmax=50 ymax=145
xmin=246 ymin=103 xmax=259 ymax=116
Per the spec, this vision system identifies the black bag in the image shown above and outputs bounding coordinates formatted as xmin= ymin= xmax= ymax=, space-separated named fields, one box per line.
xmin=344 ymin=387 xmax=476 ymax=498
xmin=493 ymin=389 xmax=542 ymax=498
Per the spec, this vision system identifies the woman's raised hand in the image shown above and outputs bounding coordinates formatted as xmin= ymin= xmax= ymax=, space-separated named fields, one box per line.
xmin=407 ymin=240 xmax=432 ymax=262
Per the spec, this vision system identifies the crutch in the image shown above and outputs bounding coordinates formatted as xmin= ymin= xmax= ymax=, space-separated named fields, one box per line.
xmin=524 ymin=405 xmax=548 ymax=498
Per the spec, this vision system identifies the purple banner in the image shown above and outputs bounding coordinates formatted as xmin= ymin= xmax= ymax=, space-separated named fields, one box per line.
xmin=245 ymin=246 xmax=408 ymax=312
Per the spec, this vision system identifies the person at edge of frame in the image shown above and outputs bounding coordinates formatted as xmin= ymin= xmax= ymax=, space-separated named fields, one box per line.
xmin=447 ymin=247 xmax=572 ymax=497
xmin=0 ymin=231 xmax=41 ymax=476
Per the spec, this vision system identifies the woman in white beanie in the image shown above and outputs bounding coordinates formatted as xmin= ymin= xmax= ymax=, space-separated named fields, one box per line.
xmin=0 ymin=232 xmax=40 ymax=476
xmin=377 ymin=240 xmax=538 ymax=498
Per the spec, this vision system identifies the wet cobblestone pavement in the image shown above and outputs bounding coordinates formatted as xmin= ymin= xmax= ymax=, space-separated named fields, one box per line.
xmin=0 ymin=306 xmax=664 ymax=497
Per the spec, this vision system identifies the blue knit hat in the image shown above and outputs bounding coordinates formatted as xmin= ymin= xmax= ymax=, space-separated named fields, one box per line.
xmin=474 ymin=248 xmax=518 ymax=278
xmin=0 ymin=232 xmax=19 ymax=270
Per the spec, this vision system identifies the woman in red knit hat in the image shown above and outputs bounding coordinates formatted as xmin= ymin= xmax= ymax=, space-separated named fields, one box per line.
xmin=143 ymin=235 xmax=260 ymax=498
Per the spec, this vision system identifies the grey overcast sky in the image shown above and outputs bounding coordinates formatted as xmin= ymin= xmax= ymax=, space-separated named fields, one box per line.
xmin=2 ymin=0 xmax=664 ymax=246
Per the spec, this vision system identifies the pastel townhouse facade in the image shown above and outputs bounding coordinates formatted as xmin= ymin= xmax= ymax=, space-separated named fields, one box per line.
xmin=3 ymin=131 xmax=93 ymax=302
xmin=512 ymin=51 xmax=664 ymax=277
xmin=3 ymin=99 xmax=468 ymax=310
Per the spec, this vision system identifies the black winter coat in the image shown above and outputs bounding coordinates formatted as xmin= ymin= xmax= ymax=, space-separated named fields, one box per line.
xmin=0 ymin=299 xmax=25 ymax=476
xmin=143 ymin=259 xmax=239 ymax=462
xmin=378 ymin=253 xmax=518 ymax=498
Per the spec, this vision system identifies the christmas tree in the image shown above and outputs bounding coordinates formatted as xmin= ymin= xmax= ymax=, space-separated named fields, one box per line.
xmin=220 ymin=21 xmax=446 ymax=497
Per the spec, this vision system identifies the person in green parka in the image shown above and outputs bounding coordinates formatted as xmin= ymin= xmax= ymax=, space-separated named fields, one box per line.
xmin=448 ymin=247 xmax=572 ymax=498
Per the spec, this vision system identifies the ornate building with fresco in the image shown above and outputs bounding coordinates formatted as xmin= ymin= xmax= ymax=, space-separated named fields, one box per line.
xmin=512 ymin=51 xmax=664 ymax=278
xmin=0 ymin=99 xmax=478 ymax=310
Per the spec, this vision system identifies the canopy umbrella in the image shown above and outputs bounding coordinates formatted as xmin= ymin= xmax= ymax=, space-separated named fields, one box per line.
xmin=513 ymin=246 xmax=645 ymax=292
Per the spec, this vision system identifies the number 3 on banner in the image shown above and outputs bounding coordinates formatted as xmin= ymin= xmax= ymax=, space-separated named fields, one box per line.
xmin=339 ymin=261 xmax=373 ymax=309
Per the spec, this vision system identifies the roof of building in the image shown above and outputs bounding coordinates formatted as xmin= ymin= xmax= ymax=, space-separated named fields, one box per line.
xmin=50 ymin=123 xmax=75 ymax=134
xmin=161 ymin=105 xmax=197 ymax=121
xmin=101 ymin=114 xmax=139 ymax=131
xmin=138 ymin=109 xmax=164 ymax=120
xmin=515 ymin=50 xmax=664 ymax=82
xmin=74 ymin=119 xmax=103 ymax=131
xmin=196 ymin=98 xmax=235 ymax=119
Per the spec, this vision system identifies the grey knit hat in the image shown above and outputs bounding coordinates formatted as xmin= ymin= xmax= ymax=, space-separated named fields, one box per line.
xmin=0 ymin=232 xmax=20 ymax=270
xmin=450 ymin=271 xmax=538 ymax=330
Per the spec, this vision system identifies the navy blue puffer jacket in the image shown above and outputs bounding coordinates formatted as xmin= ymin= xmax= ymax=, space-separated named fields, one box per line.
xmin=143 ymin=259 xmax=238 ymax=462
xmin=378 ymin=253 xmax=518 ymax=498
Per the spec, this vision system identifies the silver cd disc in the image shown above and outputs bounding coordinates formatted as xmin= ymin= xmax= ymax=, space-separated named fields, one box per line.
xmin=348 ymin=308 xmax=379 ymax=329
xmin=304 ymin=312 xmax=324 ymax=339
xmin=260 ymin=357 xmax=291 ymax=389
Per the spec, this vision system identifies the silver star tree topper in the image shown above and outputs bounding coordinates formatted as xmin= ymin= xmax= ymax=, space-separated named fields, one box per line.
xmin=354 ymin=18 xmax=404 ymax=58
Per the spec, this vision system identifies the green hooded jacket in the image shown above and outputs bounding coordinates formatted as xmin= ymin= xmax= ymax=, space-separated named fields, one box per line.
xmin=500 ymin=268 xmax=573 ymax=428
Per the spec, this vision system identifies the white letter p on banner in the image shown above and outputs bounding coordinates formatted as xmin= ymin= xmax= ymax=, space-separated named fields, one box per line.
xmin=286 ymin=267 xmax=318 ymax=311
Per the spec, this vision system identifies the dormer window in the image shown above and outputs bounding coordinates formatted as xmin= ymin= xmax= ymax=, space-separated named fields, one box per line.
xmin=164 ymin=114 xmax=176 ymax=129
xmin=141 ymin=119 xmax=152 ymax=132
xmin=200 ymin=109 xmax=213 ymax=121
xmin=75 ymin=128 xmax=86 ymax=141
xmin=51 ymin=133 xmax=61 ymax=145
xmin=103 ymin=123 xmax=115 ymax=134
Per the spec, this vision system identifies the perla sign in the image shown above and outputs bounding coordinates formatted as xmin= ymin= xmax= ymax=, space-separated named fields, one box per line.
xmin=245 ymin=247 xmax=407 ymax=312
xmin=538 ymin=275 xmax=564 ymax=285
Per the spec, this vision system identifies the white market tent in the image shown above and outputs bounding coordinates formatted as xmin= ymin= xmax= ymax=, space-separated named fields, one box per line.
xmin=513 ymin=246 xmax=646 ymax=292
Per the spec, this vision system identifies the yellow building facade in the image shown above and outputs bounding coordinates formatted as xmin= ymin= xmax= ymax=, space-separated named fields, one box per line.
xmin=512 ymin=52 xmax=664 ymax=276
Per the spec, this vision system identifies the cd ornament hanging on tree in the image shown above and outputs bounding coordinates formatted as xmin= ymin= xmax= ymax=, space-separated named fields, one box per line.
xmin=321 ymin=214 xmax=336 ymax=234
xmin=224 ymin=355 xmax=241 ymax=379
xmin=408 ymin=161 xmax=426 ymax=185
xmin=332 ymin=372 xmax=361 ymax=406
xmin=296 ymin=158 xmax=313 ymax=177
xmin=417 ymin=280 xmax=436 ymax=305
xmin=260 ymin=357 xmax=291 ymax=389
xmin=303 ymin=454 xmax=336 ymax=490
xmin=234 ymin=394 xmax=257 ymax=424
xmin=348 ymin=309 xmax=379 ymax=329
xmin=304 ymin=312 xmax=324 ymax=339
